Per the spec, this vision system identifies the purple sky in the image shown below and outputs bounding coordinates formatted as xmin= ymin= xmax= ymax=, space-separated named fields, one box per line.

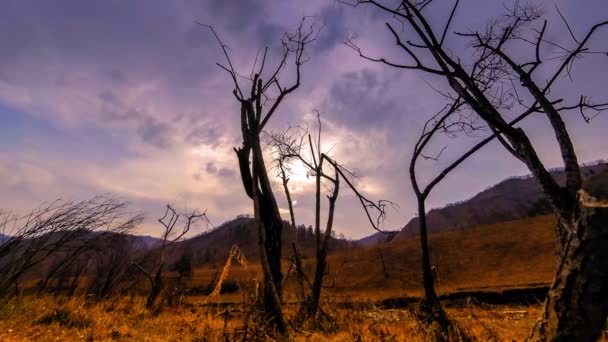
xmin=0 ymin=0 xmax=607 ymax=238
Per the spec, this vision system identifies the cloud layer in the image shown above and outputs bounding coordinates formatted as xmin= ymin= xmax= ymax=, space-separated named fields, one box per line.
xmin=0 ymin=0 xmax=607 ymax=238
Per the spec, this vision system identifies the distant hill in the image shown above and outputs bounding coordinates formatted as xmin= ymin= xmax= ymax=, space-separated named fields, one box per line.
xmin=0 ymin=233 xmax=9 ymax=243
xmin=175 ymin=217 xmax=353 ymax=266
xmin=132 ymin=235 xmax=161 ymax=249
xmin=356 ymin=231 xmax=399 ymax=246
xmin=393 ymin=161 xmax=608 ymax=241
xmin=86 ymin=231 xmax=160 ymax=251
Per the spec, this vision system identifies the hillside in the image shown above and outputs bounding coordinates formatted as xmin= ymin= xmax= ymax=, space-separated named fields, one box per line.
xmin=356 ymin=230 xmax=399 ymax=246
xmin=322 ymin=214 xmax=558 ymax=299
xmin=393 ymin=161 xmax=608 ymax=241
xmin=185 ymin=214 xmax=559 ymax=301
xmin=176 ymin=217 xmax=353 ymax=267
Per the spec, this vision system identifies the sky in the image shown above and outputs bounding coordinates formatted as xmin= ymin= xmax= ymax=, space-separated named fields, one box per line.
xmin=0 ymin=0 xmax=607 ymax=239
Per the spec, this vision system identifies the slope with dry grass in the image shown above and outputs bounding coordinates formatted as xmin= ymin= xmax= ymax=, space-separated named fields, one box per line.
xmin=182 ymin=214 xmax=557 ymax=303
xmin=323 ymin=214 xmax=558 ymax=300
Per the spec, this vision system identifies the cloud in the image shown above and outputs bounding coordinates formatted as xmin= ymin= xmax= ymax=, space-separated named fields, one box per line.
xmin=186 ymin=121 xmax=225 ymax=148
xmin=136 ymin=118 xmax=173 ymax=149
xmin=205 ymin=0 xmax=266 ymax=33
xmin=325 ymin=68 xmax=400 ymax=127
xmin=0 ymin=0 xmax=607 ymax=239
xmin=206 ymin=162 xmax=237 ymax=179
xmin=313 ymin=6 xmax=348 ymax=54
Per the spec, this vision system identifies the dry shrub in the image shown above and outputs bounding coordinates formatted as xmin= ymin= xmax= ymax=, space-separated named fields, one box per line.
xmin=198 ymin=245 xmax=275 ymax=341
xmin=206 ymin=245 xmax=247 ymax=303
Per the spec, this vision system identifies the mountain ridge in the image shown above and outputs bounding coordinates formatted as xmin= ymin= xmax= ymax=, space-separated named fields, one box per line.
xmin=391 ymin=161 xmax=608 ymax=242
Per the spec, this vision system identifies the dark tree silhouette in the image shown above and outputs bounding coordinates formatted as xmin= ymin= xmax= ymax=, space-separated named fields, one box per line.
xmin=272 ymin=130 xmax=308 ymax=302
xmin=408 ymin=98 xmax=485 ymax=339
xmin=341 ymin=1 xmax=608 ymax=340
xmin=88 ymin=234 xmax=139 ymax=300
xmin=133 ymin=204 xmax=207 ymax=309
xmin=267 ymin=112 xmax=391 ymax=322
xmin=0 ymin=196 xmax=142 ymax=299
xmin=201 ymin=18 xmax=319 ymax=333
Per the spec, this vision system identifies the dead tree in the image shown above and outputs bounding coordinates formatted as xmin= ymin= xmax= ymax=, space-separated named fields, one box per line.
xmin=88 ymin=233 xmax=140 ymax=300
xmin=201 ymin=19 xmax=318 ymax=333
xmin=37 ymin=227 xmax=127 ymax=296
xmin=409 ymin=95 xmax=518 ymax=339
xmin=133 ymin=204 xmax=207 ymax=309
xmin=0 ymin=196 xmax=142 ymax=299
xmin=342 ymin=0 xmax=608 ymax=340
xmin=37 ymin=239 xmax=95 ymax=296
xmin=408 ymin=98 xmax=485 ymax=337
xmin=274 ymin=141 xmax=308 ymax=302
xmin=267 ymin=113 xmax=391 ymax=322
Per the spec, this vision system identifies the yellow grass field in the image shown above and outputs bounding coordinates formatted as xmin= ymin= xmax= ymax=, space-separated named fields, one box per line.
xmin=1 ymin=214 xmax=607 ymax=341
xmin=0 ymin=296 xmax=554 ymax=341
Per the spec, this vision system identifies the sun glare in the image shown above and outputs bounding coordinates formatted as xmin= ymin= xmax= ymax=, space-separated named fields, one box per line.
xmin=287 ymin=160 xmax=312 ymax=184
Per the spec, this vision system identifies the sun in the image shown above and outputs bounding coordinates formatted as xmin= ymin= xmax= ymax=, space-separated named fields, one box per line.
xmin=287 ymin=160 xmax=313 ymax=184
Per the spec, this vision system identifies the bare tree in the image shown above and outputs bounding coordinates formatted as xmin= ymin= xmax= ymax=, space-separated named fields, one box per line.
xmin=342 ymin=0 xmax=608 ymax=340
xmin=273 ymin=138 xmax=308 ymax=302
xmin=408 ymin=98 xmax=485 ymax=338
xmin=36 ymin=223 xmax=140 ymax=297
xmin=267 ymin=113 xmax=391 ymax=322
xmin=133 ymin=204 xmax=207 ymax=309
xmin=0 ymin=196 xmax=142 ymax=299
xmin=88 ymin=233 xmax=139 ymax=300
xmin=58 ymin=258 xmax=89 ymax=299
xmin=201 ymin=18 xmax=319 ymax=333
xmin=37 ymin=234 xmax=104 ymax=296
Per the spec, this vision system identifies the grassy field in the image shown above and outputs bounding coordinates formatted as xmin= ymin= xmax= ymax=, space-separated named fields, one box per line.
xmin=0 ymin=295 xmax=551 ymax=341
xmin=1 ymin=214 xmax=606 ymax=341
xmin=185 ymin=214 xmax=559 ymax=301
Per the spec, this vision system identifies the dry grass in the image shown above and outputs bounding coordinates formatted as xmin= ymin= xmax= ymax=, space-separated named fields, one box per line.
xmin=184 ymin=215 xmax=558 ymax=306
xmin=0 ymin=296 xmax=246 ymax=341
xmin=2 ymin=215 xmax=606 ymax=341
xmin=0 ymin=295 xmax=551 ymax=341
xmin=322 ymin=214 xmax=558 ymax=299
xmin=183 ymin=215 xmax=558 ymax=305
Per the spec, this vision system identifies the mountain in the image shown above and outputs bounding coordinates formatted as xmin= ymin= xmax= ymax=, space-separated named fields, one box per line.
xmin=131 ymin=235 xmax=161 ymax=249
xmin=356 ymin=231 xmax=399 ymax=246
xmin=393 ymin=161 xmax=608 ymax=241
xmin=175 ymin=216 xmax=353 ymax=266
xmin=0 ymin=233 xmax=9 ymax=244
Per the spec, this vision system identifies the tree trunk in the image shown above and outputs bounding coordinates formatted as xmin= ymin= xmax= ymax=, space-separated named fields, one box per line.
xmin=291 ymin=242 xmax=307 ymax=300
xmin=417 ymin=198 xmax=459 ymax=342
xmin=529 ymin=193 xmax=608 ymax=341
xmin=308 ymin=169 xmax=339 ymax=319
xmin=281 ymin=165 xmax=307 ymax=300
xmin=234 ymin=99 xmax=286 ymax=333
xmin=417 ymin=199 xmax=438 ymax=302
xmin=250 ymin=137 xmax=286 ymax=333
xmin=146 ymin=268 xmax=164 ymax=309
xmin=307 ymin=250 xmax=327 ymax=318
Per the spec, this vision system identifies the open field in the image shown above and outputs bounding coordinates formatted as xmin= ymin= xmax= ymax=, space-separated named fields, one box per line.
xmin=0 ymin=295 xmax=565 ymax=341
xmin=1 ymin=214 xmax=606 ymax=341
xmin=2 ymin=293 xmax=608 ymax=341
xmin=183 ymin=214 xmax=559 ymax=301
